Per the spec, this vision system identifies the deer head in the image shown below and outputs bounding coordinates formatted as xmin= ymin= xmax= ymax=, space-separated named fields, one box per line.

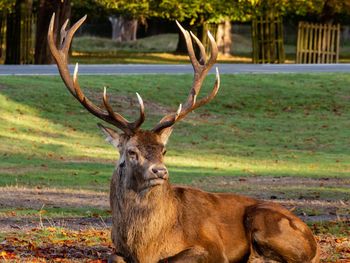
xmin=48 ymin=14 xmax=220 ymax=194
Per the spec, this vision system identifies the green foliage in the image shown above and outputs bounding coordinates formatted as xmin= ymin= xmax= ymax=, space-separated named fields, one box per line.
xmin=93 ymin=0 xmax=350 ymax=24
xmin=99 ymin=0 xmax=151 ymax=19
xmin=0 ymin=0 xmax=15 ymax=11
xmin=97 ymin=0 xmax=256 ymax=23
xmin=71 ymin=0 xmax=111 ymax=20
xmin=251 ymin=0 xmax=323 ymax=16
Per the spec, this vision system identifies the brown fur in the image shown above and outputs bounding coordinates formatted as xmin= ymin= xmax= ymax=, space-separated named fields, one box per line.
xmin=102 ymin=130 xmax=320 ymax=263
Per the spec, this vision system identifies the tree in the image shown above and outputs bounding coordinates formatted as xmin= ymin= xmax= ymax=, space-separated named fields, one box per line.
xmin=99 ymin=0 xmax=151 ymax=41
xmin=34 ymin=0 xmax=71 ymax=64
xmin=0 ymin=0 xmax=14 ymax=11
xmin=109 ymin=16 xmax=123 ymax=41
xmin=5 ymin=0 xmax=34 ymax=64
xmin=0 ymin=1 xmax=13 ymax=61
xmin=318 ymin=0 xmax=350 ymax=22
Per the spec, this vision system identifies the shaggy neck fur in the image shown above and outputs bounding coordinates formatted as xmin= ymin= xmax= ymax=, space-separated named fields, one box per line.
xmin=110 ymin=163 xmax=178 ymax=262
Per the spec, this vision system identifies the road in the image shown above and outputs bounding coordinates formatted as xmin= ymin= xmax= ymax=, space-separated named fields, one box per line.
xmin=1 ymin=63 xmax=350 ymax=75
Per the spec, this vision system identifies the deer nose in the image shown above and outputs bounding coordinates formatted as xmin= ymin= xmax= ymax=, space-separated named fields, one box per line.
xmin=151 ymin=166 xmax=168 ymax=180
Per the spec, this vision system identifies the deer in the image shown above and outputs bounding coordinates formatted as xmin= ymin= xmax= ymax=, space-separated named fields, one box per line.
xmin=48 ymin=14 xmax=320 ymax=263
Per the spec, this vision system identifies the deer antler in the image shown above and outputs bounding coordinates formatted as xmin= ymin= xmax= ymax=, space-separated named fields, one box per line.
xmin=152 ymin=21 xmax=220 ymax=133
xmin=47 ymin=13 xmax=145 ymax=135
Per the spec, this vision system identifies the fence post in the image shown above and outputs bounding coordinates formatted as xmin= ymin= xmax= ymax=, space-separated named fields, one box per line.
xmin=336 ymin=24 xmax=340 ymax=63
xmin=296 ymin=21 xmax=340 ymax=64
xmin=252 ymin=13 xmax=285 ymax=64
xmin=203 ymin=22 xmax=218 ymax=55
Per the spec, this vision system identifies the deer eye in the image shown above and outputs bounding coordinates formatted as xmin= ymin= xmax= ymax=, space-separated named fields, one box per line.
xmin=162 ymin=149 xmax=167 ymax=156
xmin=127 ymin=149 xmax=138 ymax=160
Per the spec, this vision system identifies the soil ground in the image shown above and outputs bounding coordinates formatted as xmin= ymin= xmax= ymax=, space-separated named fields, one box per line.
xmin=0 ymin=176 xmax=349 ymax=232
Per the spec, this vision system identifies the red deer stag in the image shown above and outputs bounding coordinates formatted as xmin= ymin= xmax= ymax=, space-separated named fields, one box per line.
xmin=48 ymin=14 xmax=320 ymax=263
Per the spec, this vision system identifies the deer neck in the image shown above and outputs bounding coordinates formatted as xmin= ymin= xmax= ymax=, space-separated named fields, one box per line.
xmin=111 ymin=165 xmax=178 ymax=258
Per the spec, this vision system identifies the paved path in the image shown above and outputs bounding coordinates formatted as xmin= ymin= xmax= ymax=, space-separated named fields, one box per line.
xmin=1 ymin=64 xmax=350 ymax=75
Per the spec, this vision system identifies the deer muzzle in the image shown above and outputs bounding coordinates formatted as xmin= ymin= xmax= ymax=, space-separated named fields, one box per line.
xmin=150 ymin=165 xmax=169 ymax=180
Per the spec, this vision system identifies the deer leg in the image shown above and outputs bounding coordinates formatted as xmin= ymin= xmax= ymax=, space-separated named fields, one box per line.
xmin=247 ymin=246 xmax=280 ymax=263
xmin=163 ymin=246 xmax=208 ymax=263
xmin=108 ymin=254 xmax=127 ymax=263
xmin=164 ymin=245 xmax=228 ymax=263
xmin=245 ymin=205 xmax=319 ymax=263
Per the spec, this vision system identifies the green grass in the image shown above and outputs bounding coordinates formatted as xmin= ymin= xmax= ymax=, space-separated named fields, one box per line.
xmin=0 ymin=74 xmax=349 ymax=191
xmin=71 ymin=34 xmax=251 ymax=64
xmin=72 ymin=34 xmax=179 ymax=53
xmin=71 ymin=34 xmax=191 ymax=64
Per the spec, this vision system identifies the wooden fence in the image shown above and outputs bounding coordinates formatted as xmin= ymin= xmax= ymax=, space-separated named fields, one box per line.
xmin=0 ymin=9 xmax=36 ymax=64
xmin=20 ymin=13 xmax=36 ymax=64
xmin=296 ymin=22 xmax=340 ymax=64
xmin=252 ymin=15 xmax=285 ymax=64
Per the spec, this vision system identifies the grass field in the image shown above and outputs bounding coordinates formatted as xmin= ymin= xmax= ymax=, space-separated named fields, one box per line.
xmin=70 ymin=34 xmax=350 ymax=64
xmin=0 ymin=73 xmax=349 ymax=261
xmin=70 ymin=34 xmax=258 ymax=64
xmin=1 ymin=74 xmax=349 ymax=185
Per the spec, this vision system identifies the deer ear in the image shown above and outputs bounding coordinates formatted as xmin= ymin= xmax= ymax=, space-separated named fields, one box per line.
xmin=159 ymin=127 xmax=173 ymax=145
xmin=97 ymin=123 xmax=121 ymax=149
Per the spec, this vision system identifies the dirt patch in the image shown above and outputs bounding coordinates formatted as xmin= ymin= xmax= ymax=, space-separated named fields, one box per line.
xmin=0 ymin=166 xmax=52 ymax=175
xmin=193 ymin=175 xmax=350 ymax=189
xmin=0 ymin=186 xmax=108 ymax=210
xmin=0 ymin=176 xmax=349 ymax=232
xmin=0 ymin=84 xmax=8 ymax=90
xmin=192 ymin=176 xmax=350 ymax=221
xmin=192 ymin=175 xmax=350 ymax=197
xmin=61 ymin=156 xmax=114 ymax=164
xmin=0 ymin=216 xmax=111 ymax=233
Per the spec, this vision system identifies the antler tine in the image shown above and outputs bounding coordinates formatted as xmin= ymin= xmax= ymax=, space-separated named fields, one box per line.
xmin=191 ymin=67 xmax=220 ymax=110
xmin=133 ymin=92 xmax=146 ymax=129
xmin=189 ymin=31 xmax=207 ymax=64
xmin=152 ymin=22 xmax=220 ymax=133
xmin=48 ymin=14 xmax=145 ymax=135
xmin=48 ymin=13 xmax=86 ymax=93
xmin=175 ymin=21 xmax=199 ymax=71
xmin=206 ymin=30 xmax=219 ymax=68
xmin=59 ymin=19 xmax=69 ymax=48
xmin=73 ymin=64 xmax=132 ymax=132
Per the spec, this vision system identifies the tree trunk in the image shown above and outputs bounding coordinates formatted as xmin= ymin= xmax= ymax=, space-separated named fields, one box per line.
xmin=216 ymin=20 xmax=231 ymax=56
xmin=320 ymin=0 xmax=335 ymax=23
xmin=109 ymin=16 xmax=123 ymax=42
xmin=216 ymin=22 xmax=224 ymax=54
xmin=5 ymin=0 xmax=34 ymax=64
xmin=223 ymin=20 xmax=232 ymax=56
xmin=34 ymin=0 xmax=71 ymax=64
xmin=5 ymin=0 xmax=22 ymax=64
xmin=0 ymin=12 xmax=5 ymax=60
xmin=121 ymin=19 xmax=137 ymax=41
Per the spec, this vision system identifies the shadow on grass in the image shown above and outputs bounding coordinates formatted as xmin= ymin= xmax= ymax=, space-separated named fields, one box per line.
xmin=0 ymin=74 xmax=349 ymax=188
